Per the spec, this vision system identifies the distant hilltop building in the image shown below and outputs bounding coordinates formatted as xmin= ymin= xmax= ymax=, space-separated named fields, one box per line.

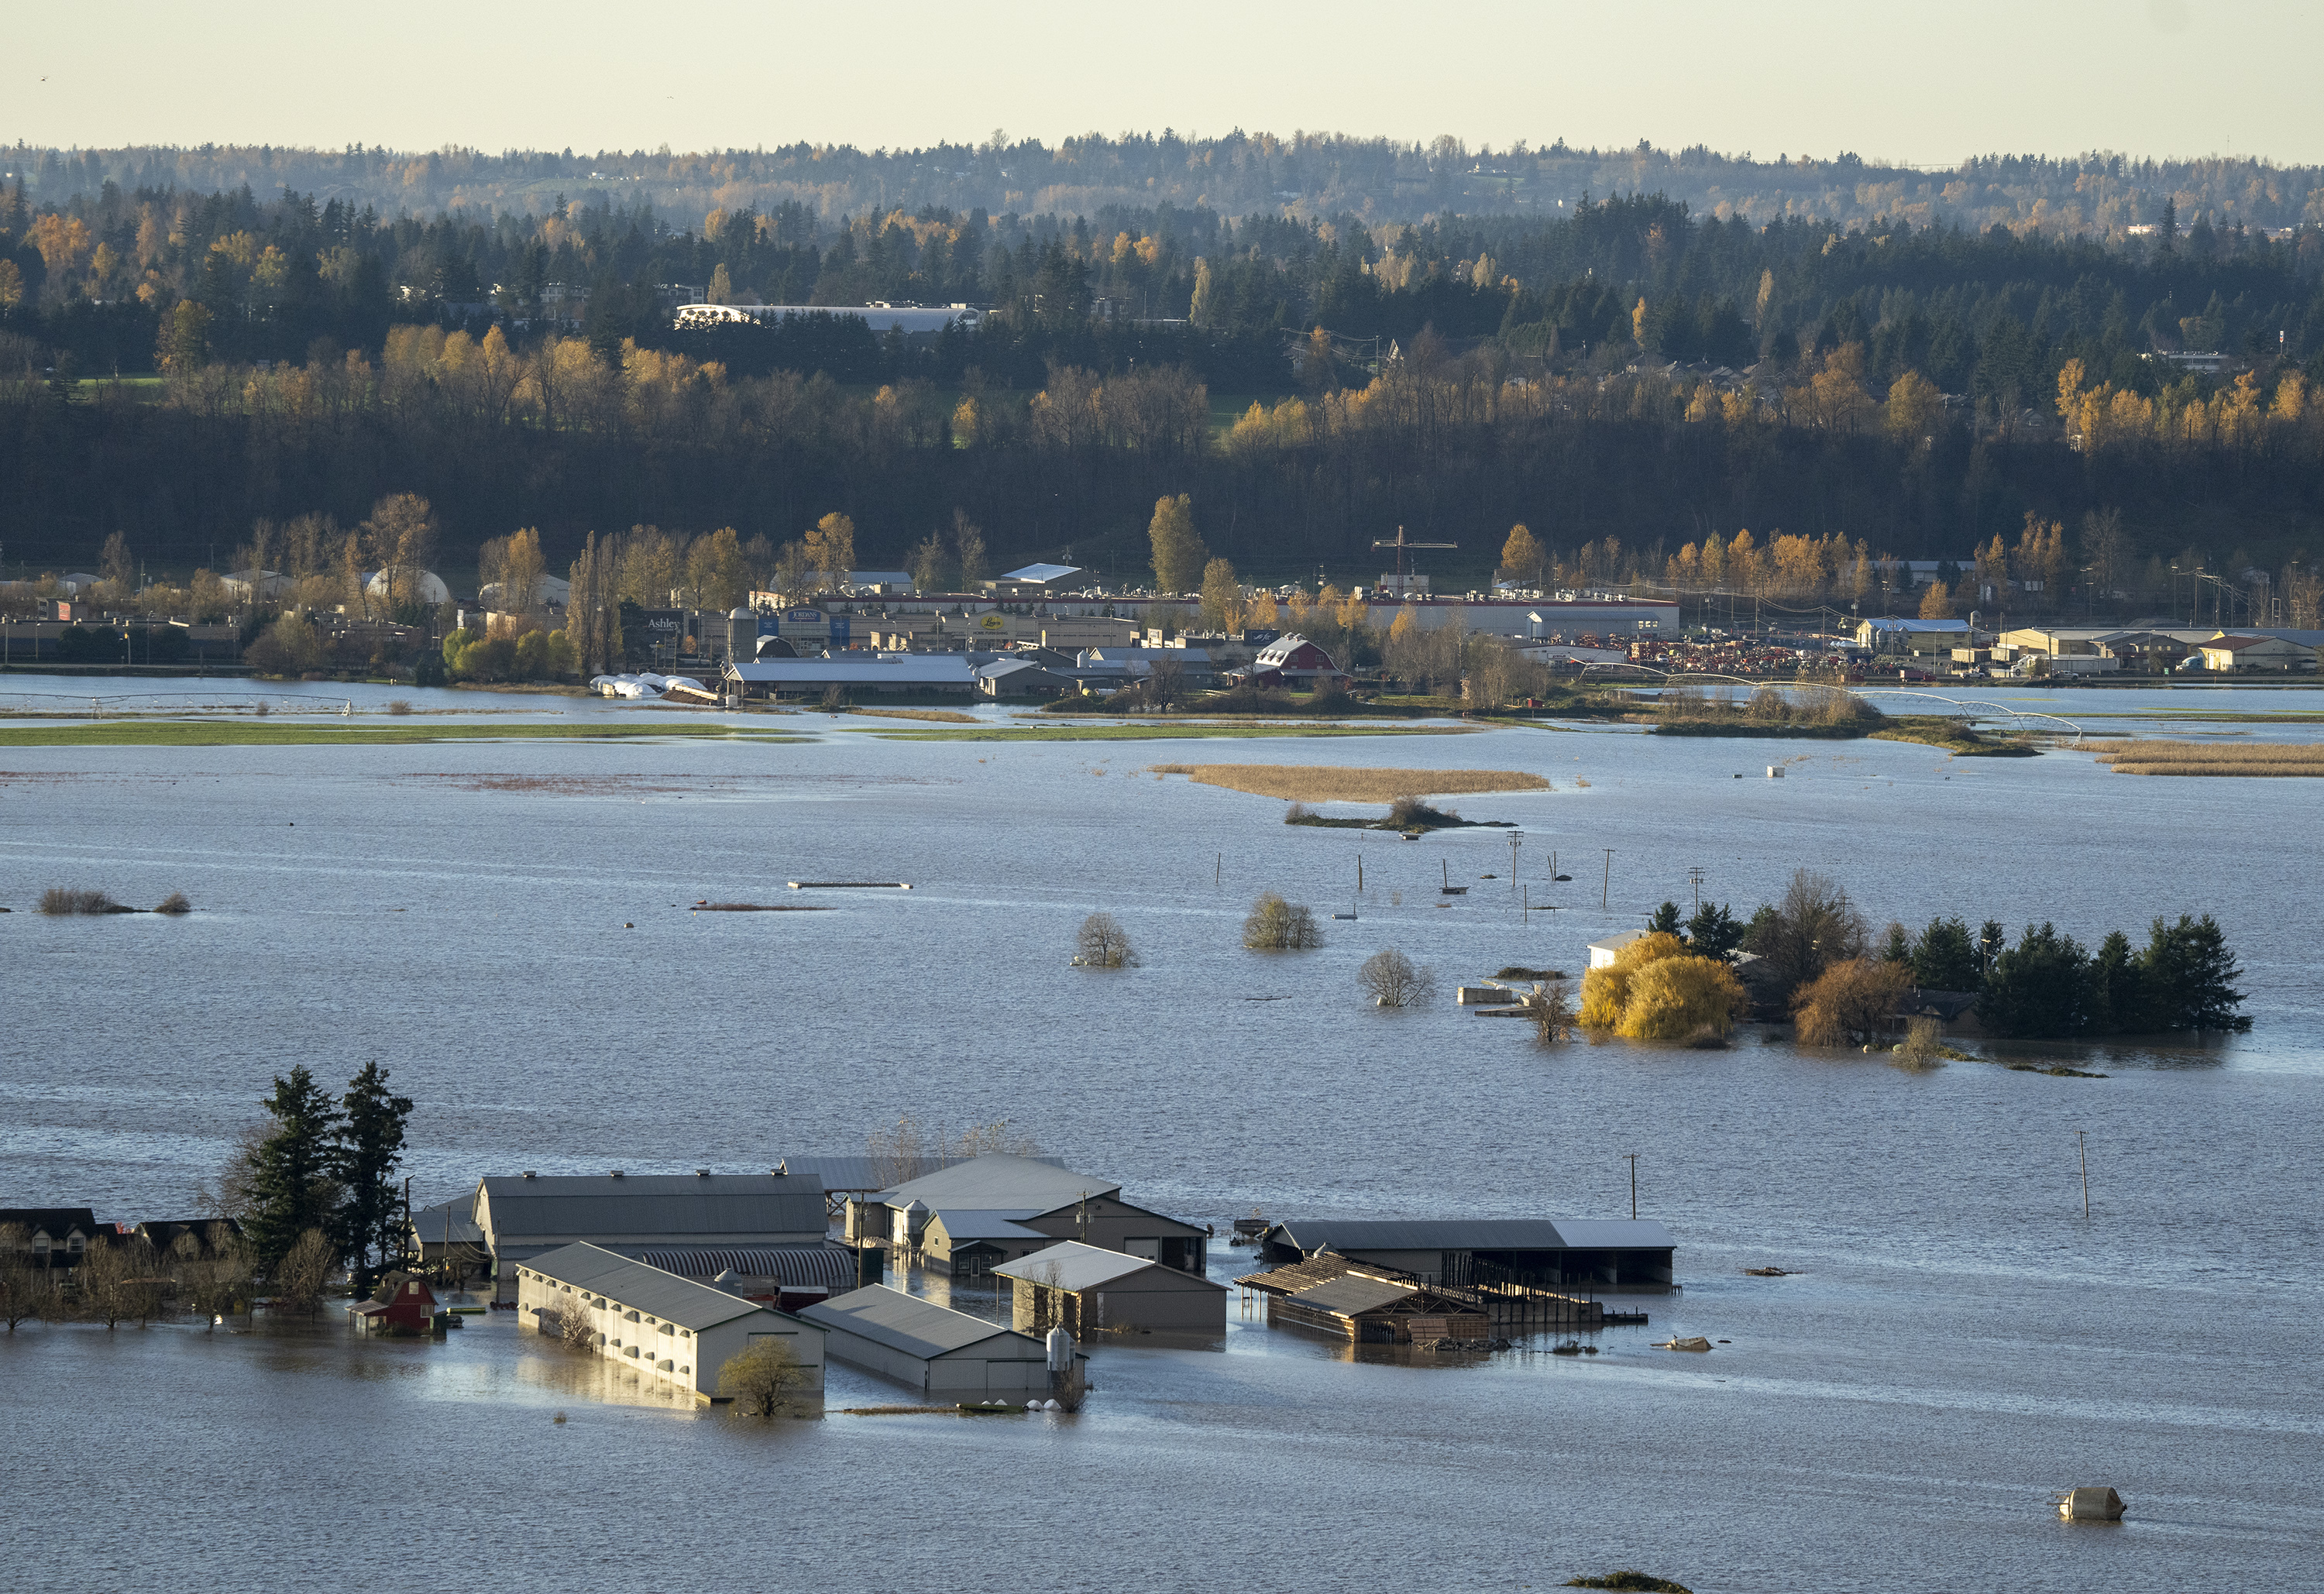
xmin=672 ymin=303 xmax=985 ymax=337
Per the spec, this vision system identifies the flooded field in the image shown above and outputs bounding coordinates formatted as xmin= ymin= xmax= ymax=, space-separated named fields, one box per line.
xmin=2 ymin=682 xmax=2319 ymax=1592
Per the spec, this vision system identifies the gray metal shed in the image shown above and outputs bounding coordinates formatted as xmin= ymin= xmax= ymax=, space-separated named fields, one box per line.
xmin=800 ymin=1286 xmax=1052 ymax=1396
xmin=994 ymin=1240 xmax=1229 ymax=1337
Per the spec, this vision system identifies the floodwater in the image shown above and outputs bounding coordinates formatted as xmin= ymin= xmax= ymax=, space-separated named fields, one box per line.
xmin=2 ymin=682 xmax=2321 ymax=1592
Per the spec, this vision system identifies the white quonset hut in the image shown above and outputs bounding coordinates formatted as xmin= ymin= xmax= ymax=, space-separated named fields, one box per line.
xmin=800 ymin=1285 xmax=1053 ymax=1396
xmin=475 ymin=1170 xmax=827 ymax=1300
xmin=517 ymin=1242 xmax=826 ymax=1400
xmin=995 ymin=1240 xmax=1229 ymax=1337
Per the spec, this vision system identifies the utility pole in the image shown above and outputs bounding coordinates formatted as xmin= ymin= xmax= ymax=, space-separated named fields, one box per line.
xmin=1602 ymin=848 xmax=1613 ymax=909
xmin=1624 ymin=1153 xmax=1639 ymax=1219
xmin=1688 ymin=866 xmax=1706 ymax=912
xmin=2075 ymin=1130 xmax=2090 ymax=1219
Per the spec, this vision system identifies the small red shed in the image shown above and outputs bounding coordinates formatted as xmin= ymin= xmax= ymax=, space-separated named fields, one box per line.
xmin=349 ymin=1275 xmax=438 ymax=1335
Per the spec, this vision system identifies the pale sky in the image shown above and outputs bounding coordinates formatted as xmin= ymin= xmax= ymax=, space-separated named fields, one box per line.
xmin=11 ymin=0 xmax=2321 ymax=167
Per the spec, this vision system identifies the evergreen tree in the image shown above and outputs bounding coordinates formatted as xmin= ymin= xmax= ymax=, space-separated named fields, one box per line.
xmin=337 ymin=1062 xmax=414 ymax=1293
xmin=1878 ymin=922 xmax=1912 ymax=964
xmin=1645 ymin=901 xmax=1686 ymax=937
xmin=245 ymin=1066 xmax=345 ymax=1275
xmin=1977 ymin=923 xmax=2089 ymax=1039
xmin=1975 ymin=920 xmax=2007 ymax=982
xmin=1910 ymin=916 xmax=1982 ymax=991
xmin=2085 ymin=929 xmax=2141 ymax=1036
xmin=1683 ymin=902 xmax=1744 ymax=960
xmin=2138 ymin=914 xmax=2250 ymax=1032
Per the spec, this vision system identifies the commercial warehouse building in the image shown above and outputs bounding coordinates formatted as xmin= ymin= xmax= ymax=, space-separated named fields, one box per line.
xmin=801 ymin=1285 xmax=1054 ymax=1396
xmin=517 ymin=1242 xmax=827 ymax=1399
xmin=994 ymin=1240 xmax=1228 ymax=1337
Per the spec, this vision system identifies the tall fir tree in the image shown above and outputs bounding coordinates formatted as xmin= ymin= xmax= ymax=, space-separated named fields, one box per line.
xmin=245 ymin=1066 xmax=345 ymax=1274
xmin=337 ymin=1062 xmax=414 ymax=1293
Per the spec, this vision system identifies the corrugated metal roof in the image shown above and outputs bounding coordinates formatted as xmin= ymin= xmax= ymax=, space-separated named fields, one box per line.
xmin=410 ymin=1198 xmax=483 ymax=1245
xmin=523 ymin=1242 xmax=816 ymax=1335
xmin=1540 ymin=1219 xmax=1676 ymax=1250
xmin=476 ymin=1173 xmax=825 ymax=1245
xmin=998 ymin=563 xmax=1081 ymax=583
xmin=799 ymin=1286 xmax=1040 ymax=1360
xmin=1285 ymin=1274 xmax=1424 ymax=1316
xmin=628 ymin=1245 xmax=860 ymax=1288
xmin=1267 ymin=1218 xmax=1674 ymax=1253
xmin=994 ymin=1240 xmax=1229 ymax=1294
xmin=927 ymin=1209 xmax=1047 ymax=1241
xmin=878 ymin=1153 xmax=1118 ymax=1212
xmin=993 ymin=1241 xmax=1147 ymax=1290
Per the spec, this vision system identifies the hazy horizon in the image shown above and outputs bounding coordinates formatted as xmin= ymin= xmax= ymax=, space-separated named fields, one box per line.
xmin=13 ymin=1 xmax=2324 ymax=167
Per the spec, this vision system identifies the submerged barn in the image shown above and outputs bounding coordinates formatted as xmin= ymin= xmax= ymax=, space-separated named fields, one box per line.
xmin=848 ymin=1153 xmax=1210 ymax=1278
xmin=993 ymin=1240 xmax=1229 ymax=1337
xmin=800 ymin=1286 xmax=1054 ymax=1397
xmin=1266 ymin=1272 xmax=1490 ymax=1345
xmin=475 ymin=1170 xmax=827 ymax=1300
xmin=1257 ymin=1218 xmax=1676 ymax=1290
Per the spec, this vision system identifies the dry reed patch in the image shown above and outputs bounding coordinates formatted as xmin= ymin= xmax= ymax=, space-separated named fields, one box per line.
xmin=2088 ymin=740 xmax=2324 ymax=776
xmin=1160 ymin=765 xmax=1553 ymax=802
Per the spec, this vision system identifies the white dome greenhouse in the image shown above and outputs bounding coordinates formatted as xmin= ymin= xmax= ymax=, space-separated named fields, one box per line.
xmin=363 ymin=569 xmax=452 ymax=606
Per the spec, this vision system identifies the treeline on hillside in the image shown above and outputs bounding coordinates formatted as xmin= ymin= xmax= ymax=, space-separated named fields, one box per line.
xmin=12 ymin=136 xmax=2324 ymax=236
xmin=6 ymin=180 xmax=2324 ymax=388
xmin=6 ymin=326 xmax=2321 ymax=603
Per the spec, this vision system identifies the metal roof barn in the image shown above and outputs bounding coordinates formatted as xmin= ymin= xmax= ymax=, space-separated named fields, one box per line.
xmin=877 ymin=1153 xmax=1120 ymax=1210
xmin=476 ymin=1171 xmax=826 ymax=1299
xmin=1259 ymin=1217 xmax=1676 ymax=1290
xmin=993 ymin=1239 xmax=1229 ymax=1338
xmin=799 ymin=1286 xmax=1053 ymax=1397
xmin=517 ymin=1243 xmax=825 ymax=1400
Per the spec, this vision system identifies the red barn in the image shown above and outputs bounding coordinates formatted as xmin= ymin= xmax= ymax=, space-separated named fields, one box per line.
xmin=1232 ymin=634 xmax=1346 ymax=690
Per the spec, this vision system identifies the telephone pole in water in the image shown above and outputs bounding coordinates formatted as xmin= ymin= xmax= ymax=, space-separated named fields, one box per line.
xmin=1624 ymin=1153 xmax=1639 ymax=1219
xmin=2075 ymin=1130 xmax=2090 ymax=1219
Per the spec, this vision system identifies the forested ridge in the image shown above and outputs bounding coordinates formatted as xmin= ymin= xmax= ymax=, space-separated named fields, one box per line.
xmin=3 ymin=147 xmax=2322 ymax=593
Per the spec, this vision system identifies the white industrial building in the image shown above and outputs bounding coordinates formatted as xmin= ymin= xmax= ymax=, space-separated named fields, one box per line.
xmin=517 ymin=1242 xmax=826 ymax=1399
xmin=800 ymin=1285 xmax=1054 ymax=1396
xmin=672 ymin=303 xmax=983 ymax=336
xmin=474 ymin=1170 xmax=827 ymax=1300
